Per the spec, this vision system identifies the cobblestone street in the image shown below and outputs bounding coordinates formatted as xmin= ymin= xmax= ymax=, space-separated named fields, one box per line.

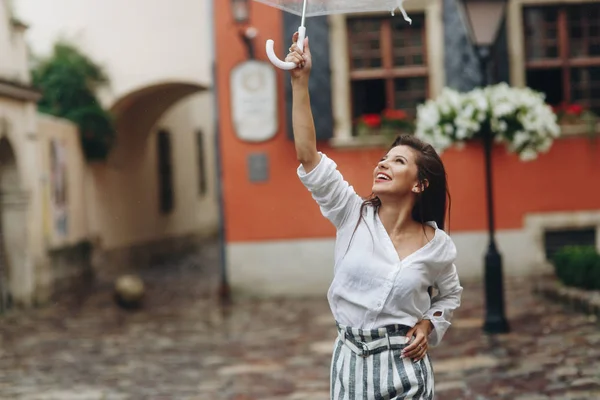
xmin=1 ymin=244 xmax=599 ymax=400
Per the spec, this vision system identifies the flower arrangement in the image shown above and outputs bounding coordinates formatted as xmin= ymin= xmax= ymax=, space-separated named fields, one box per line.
xmin=414 ymin=83 xmax=561 ymax=161
xmin=355 ymin=109 xmax=415 ymax=139
xmin=552 ymin=103 xmax=598 ymax=135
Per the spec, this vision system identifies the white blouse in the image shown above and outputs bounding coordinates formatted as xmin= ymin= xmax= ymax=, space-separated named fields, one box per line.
xmin=298 ymin=153 xmax=463 ymax=347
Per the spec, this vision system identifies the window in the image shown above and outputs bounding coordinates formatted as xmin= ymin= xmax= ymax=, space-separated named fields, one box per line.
xmin=347 ymin=14 xmax=428 ymax=134
xmin=196 ymin=130 xmax=207 ymax=196
xmin=524 ymin=3 xmax=600 ymax=113
xmin=544 ymin=227 xmax=596 ymax=260
xmin=157 ymin=130 xmax=174 ymax=214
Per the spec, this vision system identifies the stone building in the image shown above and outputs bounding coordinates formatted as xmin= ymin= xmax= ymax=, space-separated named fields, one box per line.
xmin=1 ymin=0 xmax=219 ymax=308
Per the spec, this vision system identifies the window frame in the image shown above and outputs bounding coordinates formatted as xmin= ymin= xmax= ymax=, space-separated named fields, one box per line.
xmin=328 ymin=0 xmax=445 ymax=148
xmin=508 ymin=0 xmax=600 ymax=135
xmin=522 ymin=2 xmax=600 ymax=110
xmin=346 ymin=14 xmax=429 ymax=117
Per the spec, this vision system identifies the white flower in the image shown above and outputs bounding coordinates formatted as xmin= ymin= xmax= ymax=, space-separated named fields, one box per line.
xmin=456 ymin=128 xmax=469 ymax=140
xmin=519 ymin=148 xmax=538 ymax=161
xmin=414 ymin=83 xmax=558 ymax=158
xmin=513 ymin=131 xmax=529 ymax=148
xmin=492 ymin=102 xmax=514 ymax=117
xmin=498 ymin=120 xmax=507 ymax=132
xmin=538 ymin=138 xmax=553 ymax=153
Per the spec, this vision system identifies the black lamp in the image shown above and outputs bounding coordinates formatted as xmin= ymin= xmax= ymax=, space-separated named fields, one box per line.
xmin=232 ymin=0 xmax=250 ymax=24
xmin=458 ymin=0 xmax=510 ymax=334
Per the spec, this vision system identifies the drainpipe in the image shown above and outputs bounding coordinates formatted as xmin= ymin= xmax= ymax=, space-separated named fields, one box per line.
xmin=208 ymin=0 xmax=231 ymax=304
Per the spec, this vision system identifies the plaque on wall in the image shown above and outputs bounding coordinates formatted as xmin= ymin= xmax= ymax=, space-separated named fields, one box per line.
xmin=247 ymin=152 xmax=269 ymax=183
xmin=230 ymin=60 xmax=278 ymax=142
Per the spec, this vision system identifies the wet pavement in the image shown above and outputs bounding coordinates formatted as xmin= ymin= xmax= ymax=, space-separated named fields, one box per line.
xmin=1 ymin=243 xmax=599 ymax=400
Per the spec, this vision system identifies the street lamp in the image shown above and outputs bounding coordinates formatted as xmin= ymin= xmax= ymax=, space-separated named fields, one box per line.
xmin=460 ymin=0 xmax=508 ymax=84
xmin=458 ymin=0 xmax=510 ymax=334
xmin=232 ymin=0 xmax=251 ymax=24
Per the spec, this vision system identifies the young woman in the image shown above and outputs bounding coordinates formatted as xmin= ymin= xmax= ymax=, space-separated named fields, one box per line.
xmin=285 ymin=32 xmax=463 ymax=400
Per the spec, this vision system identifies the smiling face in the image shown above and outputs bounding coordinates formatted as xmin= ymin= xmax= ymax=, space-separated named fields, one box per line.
xmin=372 ymin=145 xmax=423 ymax=198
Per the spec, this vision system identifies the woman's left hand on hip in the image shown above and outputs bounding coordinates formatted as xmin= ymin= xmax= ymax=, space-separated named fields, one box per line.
xmin=402 ymin=319 xmax=433 ymax=362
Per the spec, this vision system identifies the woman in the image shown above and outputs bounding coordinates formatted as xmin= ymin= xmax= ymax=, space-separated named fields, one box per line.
xmin=286 ymin=32 xmax=463 ymax=400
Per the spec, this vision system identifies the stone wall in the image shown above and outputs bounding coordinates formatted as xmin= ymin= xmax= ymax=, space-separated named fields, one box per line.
xmin=92 ymin=231 xmax=219 ymax=282
xmin=46 ymin=241 xmax=94 ymax=295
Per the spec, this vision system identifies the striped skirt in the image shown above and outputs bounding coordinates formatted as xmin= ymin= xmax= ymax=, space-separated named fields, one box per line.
xmin=331 ymin=322 xmax=435 ymax=400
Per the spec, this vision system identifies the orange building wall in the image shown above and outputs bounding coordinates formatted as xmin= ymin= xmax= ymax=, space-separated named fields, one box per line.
xmin=215 ymin=2 xmax=600 ymax=243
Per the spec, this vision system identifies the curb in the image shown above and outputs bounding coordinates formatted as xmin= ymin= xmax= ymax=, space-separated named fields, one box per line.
xmin=535 ymin=279 xmax=600 ymax=318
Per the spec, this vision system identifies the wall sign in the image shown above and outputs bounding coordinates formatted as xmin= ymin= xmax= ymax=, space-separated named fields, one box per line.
xmin=247 ymin=152 xmax=269 ymax=183
xmin=230 ymin=60 xmax=278 ymax=142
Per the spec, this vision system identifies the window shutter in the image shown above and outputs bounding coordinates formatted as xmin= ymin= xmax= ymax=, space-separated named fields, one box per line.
xmin=493 ymin=20 xmax=510 ymax=84
xmin=283 ymin=13 xmax=334 ymax=141
xmin=196 ymin=130 xmax=207 ymax=196
xmin=157 ymin=130 xmax=174 ymax=214
xmin=443 ymin=0 xmax=481 ymax=91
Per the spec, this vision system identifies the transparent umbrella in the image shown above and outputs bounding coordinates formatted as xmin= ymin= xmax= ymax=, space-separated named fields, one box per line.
xmin=255 ymin=0 xmax=412 ymax=70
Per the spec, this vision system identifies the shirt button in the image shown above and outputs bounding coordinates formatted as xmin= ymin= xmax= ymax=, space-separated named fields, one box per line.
xmin=377 ymin=302 xmax=382 ymax=307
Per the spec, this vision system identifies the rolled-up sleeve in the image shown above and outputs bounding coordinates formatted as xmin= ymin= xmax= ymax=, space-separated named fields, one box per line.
xmin=424 ymin=263 xmax=463 ymax=347
xmin=297 ymin=152 xmax=362 ymax=229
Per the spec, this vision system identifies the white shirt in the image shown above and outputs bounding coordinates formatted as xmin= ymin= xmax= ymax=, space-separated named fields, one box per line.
xmin=298 ymin=153 xmax=463 ymax=347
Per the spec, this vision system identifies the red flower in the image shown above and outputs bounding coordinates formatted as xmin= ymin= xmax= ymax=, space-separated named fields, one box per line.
xmin=552 ymin=102 xmax=586 ymax=116
xmin=566 ymin=104 xmax=584 ymax=116
xmin=361 ymin=114 xmax=381 ymax=128
xmin=382 ymin=109 xmax=408 ymax=120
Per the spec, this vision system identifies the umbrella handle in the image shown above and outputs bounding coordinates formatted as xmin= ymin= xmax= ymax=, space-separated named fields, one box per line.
xmin=266 ymin=26 xmax=306 ymax=71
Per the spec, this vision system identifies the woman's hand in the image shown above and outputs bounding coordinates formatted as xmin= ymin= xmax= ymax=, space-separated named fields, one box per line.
xmin=402 ymin=319 xmax=433 ymax=362
xmin=285 ymin=32 xmax=311 ymax=83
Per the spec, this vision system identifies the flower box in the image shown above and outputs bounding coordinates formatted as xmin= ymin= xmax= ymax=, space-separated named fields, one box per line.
xmin=354 ymin=109 xmax=415 ymax=141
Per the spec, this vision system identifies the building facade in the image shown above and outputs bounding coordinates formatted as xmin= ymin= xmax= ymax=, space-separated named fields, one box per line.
xmin=1 ymin=0 xmax=220 ymax=307
xmin=0 ymin=0 xmax=43 ymax=307
xmin=214 ymin=0 xmax=600 ymax=296
xmin=0 ymin=0 xmax=92 ymax=307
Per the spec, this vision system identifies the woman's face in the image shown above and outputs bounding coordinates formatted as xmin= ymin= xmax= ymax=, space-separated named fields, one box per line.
xmin=372 ymin=145 xmax=422 ymax=197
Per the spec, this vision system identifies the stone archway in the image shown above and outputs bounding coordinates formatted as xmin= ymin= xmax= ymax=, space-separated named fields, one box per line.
xmin=84 ymin=80 xmax=217 ymax=278
xmin=108 ymin=81 xmax=208 ymax=166
xmin=0 ymin=136 xmax=28 ymax=311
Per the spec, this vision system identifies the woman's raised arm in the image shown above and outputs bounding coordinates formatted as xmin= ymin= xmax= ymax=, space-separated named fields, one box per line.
xmin=286 ymin=32 xmax=320 ymax=173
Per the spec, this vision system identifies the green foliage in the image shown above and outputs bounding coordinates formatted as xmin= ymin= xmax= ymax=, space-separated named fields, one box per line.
xmin=552 ymin=246 xmax=600 ymax=290
xmin=31 ymin=41 xmax=115 ymax=160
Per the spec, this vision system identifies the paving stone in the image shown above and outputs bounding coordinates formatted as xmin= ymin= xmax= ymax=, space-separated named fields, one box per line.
xmin=435 ymin=380 xmax=467 ymax=392
xmin=434 ymin=354 xmax=500 ymax=373
xmin=1 ymin=246 xmax=599 ymax=400
xmin=514 ymin=395 xmax=550 ymax=400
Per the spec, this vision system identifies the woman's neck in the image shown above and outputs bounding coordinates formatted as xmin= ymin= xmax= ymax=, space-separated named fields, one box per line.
xmin=377 ymin=197 xmax=419 ymax=236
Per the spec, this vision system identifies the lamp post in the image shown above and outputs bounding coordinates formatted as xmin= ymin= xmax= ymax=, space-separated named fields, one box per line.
xmin=232 ymin=0 xmax=257 ymax=59
xmin=459 ymin=0 xmax=510 ymax=334
xmin=232 ymin=0 xmax=250 ymax=24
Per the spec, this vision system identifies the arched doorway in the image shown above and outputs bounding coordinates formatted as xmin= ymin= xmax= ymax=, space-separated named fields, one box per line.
xmin=0 ymin=136 xmax=28 ymax=311
xmin=85 ymin=81 xmax=222 ymax=293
